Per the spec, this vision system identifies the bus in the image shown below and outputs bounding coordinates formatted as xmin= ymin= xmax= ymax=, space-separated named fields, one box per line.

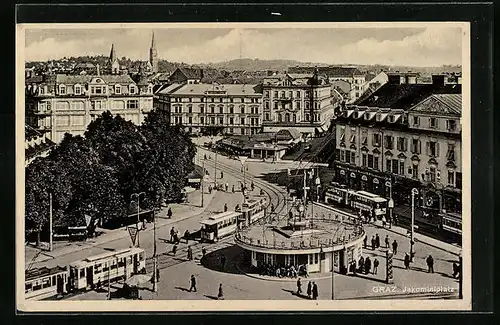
xmin=200 ymin=211 xmax=239 ymax=243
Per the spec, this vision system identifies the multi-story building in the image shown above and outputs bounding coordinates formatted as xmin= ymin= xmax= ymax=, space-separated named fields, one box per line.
xmin=261 ymin=71 xmax=339 ymax=137
xmin=288 ymin=66 xmax=367 ymax=103
xmin=25 ymin=73 xmax=154 ymax=143
xmin=331 ymin=74 xmax=462 ymax=216
xmin=156 ymin=83 xmax=263 ymax=135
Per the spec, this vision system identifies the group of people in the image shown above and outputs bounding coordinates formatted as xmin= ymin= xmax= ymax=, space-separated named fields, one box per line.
xmin=188 ymin=275 xmax=225 ymax=300
xmin=257 ymin=263 xmax=308 ymax=278
xmin=296 ymin=278 xmax=319 ymax=300
xmin=349 ymin=256 xmax=380 ymax=275
xmin=363 ymin=234 xmax=398 ymax=255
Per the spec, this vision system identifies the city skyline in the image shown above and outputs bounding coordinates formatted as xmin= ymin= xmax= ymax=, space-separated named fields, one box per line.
xmin=24 ymin=25 xmax=463 ymax=67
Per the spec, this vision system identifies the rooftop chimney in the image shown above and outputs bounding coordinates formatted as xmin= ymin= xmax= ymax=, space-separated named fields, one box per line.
xmin=96 ymin=64 xmax=100 ymax=76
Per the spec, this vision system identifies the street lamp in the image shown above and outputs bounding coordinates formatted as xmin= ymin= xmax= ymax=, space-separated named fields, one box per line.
xmin=387 ymin=180 xmax=393 ymax=229
xmin=410 ymin=188 xmax=418 ymax=262
xmin=211 ymin=135 xmax=218 ymax=187
xmin=201 ymin=157 xmax=206 ymax=207
xmin=315 ymin=176 xmax=321 ymax=203
xmin=130 ymin=192 xmax=145 ymax=247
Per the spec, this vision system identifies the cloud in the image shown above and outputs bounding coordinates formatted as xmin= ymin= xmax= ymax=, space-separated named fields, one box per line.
xmin=24 ymin=27 xmax=463 ymax=67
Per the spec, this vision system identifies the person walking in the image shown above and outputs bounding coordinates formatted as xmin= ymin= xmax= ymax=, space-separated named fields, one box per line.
xmin=167 ymin=208 xmax=173 ymax=219
xmin=172 ymin=244 xmax=178 ymax=256
xmin=404 ymin=253 xmax=410 ymax=269
xmin=373 ymin=258 xmax=379 ymax=275
xmin=452 ymin=262 xmax=459 ymax=278
xmin=184 ymin=230 xmax=190 ymax=244
xmin=217 ymin=283 xmax=224 ymax=300
xmin=363 ymin=236 xmax=367 ymax=248
xmin=312 ymin=282 xmax=318 ymax=300
xmin=224 ymin=203 xmax=228 ymax=212
xmin=307 ymin=281 xmax=312 ymax=299
xmin=426 ymin=255 xmax=434 ymax=273
xmin=364 ymin=257 xmax=371 ymax=275
xmin=232 ymin=184 xmax=235 ymax=193
xmin=385 ymin=235 xmax=389 ymax=248
xmin=170 ymin=227 xmax=175 ymax=242
xmin=225 ymin=183 xmax=229 ymax=192
xmin=202 ymin=247 xmax=207 ymax=257
xmin=296 ymin=278 xmax=302 ymax=295
xmin=220 ymin=171 xmax=224 ymax=179
xmin=251 ymin=181 xmax=255 ymax=191
xmin=187 ymin=246 xmax=193 ymax=261
xmin=392 ymin=240 xmax=398 ymax=255
xmin=209 ymin=185 xmax=212 ymax=194
xmin=358 ymin=256 xmax=365 ymax=273
xmin=189 ymin=275 xmax=197 ymax=292
xmin=375 ymin=234 xmax=380 ymax=249
xmin=371 ymin=236 xmax=376 ymax=250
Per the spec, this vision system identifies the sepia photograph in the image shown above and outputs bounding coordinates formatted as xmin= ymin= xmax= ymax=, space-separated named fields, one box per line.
xmin=17 ymin=22 xmax=471 ymax=312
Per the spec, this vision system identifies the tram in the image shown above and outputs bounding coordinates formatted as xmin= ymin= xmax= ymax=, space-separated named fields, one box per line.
xmin=236 ymin=197 xmax=267 ymax=228
xmin=25 ymin=266 xmax=69 ymax=301
xmin=68 ymin=247 xmax=146 ymax=291
xmin=440 ymin=212 xmax=462 ymax=236
xmin=200 ymin=211 xmax=239 ymax=243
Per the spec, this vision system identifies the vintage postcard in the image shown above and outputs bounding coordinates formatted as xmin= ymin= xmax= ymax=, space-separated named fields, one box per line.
xmin=17 ymin=22 xmax=471 ymax=311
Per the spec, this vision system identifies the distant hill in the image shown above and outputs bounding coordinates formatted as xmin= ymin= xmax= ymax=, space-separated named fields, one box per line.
xmin=198 ymin=58 xmax=324 ymax=72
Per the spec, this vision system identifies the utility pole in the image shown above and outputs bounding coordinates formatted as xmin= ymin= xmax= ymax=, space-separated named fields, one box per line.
xmin=410 ymin=188 xmax=418 ymax=262
xmin=49 ymin=193 xmax=53 ymax=252
xmin=201 ymin=159 xmax=205 ymax=207
xmin=131 ymin=192 xmax=145 ymax=248
xmin=153 ymin=208 xmax=158 ymax=293
xmin=331 ymin=251 xmax=335 ymax=300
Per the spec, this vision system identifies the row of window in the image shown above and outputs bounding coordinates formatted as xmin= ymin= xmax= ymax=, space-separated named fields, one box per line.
xmin=173 ymin=116 xmax=260 ymax=126
xmin=55 ymin=84 xmax=148 ymax=96
xmin=412 ymin=116 xmax=457 ymax=131
xmin=264 ymin=100 xmax=325 ymax=111
xmin=172 ymin=105 xmax=259 ymax=114
xmin=338 ymin=149 xmax=459 ymax=186
xmin=50 ymin=99 xmax=146 ymax=111
xmin=171 ymin=97 xmax=259 ymax=103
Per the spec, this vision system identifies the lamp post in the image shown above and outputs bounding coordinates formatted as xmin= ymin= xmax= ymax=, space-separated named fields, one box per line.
xmin=315 ymin=176 xmax=321 ymax=203
xmin=201 ymin=158 xmax=205 ymax=207
xmin=211 ymin=135 xmax=218 ymax=187
xmin=131 ymin=192 xmax=145 ymax=248
xmin=153 ymin=208 xmax=158 ymax=293
xmin=410 ymin=188 xmax=418 ymax=262
xmin=387 ymin=180 xmax=393 ymax=229
xmin=331 ymin=248 xmax=335 ymax=300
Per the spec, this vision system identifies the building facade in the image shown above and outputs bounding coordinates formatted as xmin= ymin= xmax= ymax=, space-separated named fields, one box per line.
xmin=261 ymin=71 xmax=339 ymax=137
xmin=331 ymin=75 xmax=462 ymax=216
xmin=25 ymin=74 xmax=154 ymax=143
xmin=157 ymin=83 xmax=263 ymax=135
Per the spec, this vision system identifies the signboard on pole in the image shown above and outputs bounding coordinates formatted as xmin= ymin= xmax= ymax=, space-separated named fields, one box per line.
xmin=128 ymin=226 xmax=138 ymax=246
xmin=238 ymin=156 xmax=248 ymax=165
xmin=386 ymin=250 xmax=394 ymax=284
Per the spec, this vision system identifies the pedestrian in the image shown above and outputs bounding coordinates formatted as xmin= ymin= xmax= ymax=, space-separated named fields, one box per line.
xmin=371 ymin=236 xmax=376 ymax=250
xmin=202 ymin=247 xmax=206 ymax=257
xmin=452 ymin=262 xmax=460 ymax=278
xmin=218 ymin=283 xmax=224 ymax=300
xmin=251 ymin=181 xmax=255 ymax=191
xmin=232 ymin=184 xmax=235 ymax=193
xmin=307 ymin=281 xmax=312 ymax=299
xmin=187 ymin=246 xmax=193 ymax=261
xmin=260 ymin=188 xmax=264 ymax=196
xmin=170 ymin=227 xmax=175 ymax=242
xmin=404 ymin=253 xmax=410 ymax=269
xmin=189 ymin=275 xmax=197 ymax=292
xmin=375 ymin=234 xmax=380 ymax=249
xmin=172 ymin=244 xmax=178 ymax=256
xmin=296 ymin=278 xmax=302 ymax=295
xmin=271 ymin=203 xmax=275 ymax=212
xmin=312 ymin=282 xmax=318 ymax=300
xmin=358 ymin=256 xmax=365 ymax=273
xmin=224 ymin=203 xmax=228 ymax=212
xmin=385 ymin=235 xmax=389 ymax=248
xmin=363 ymin=236 xmax=367 ymax=248
xmin=392 ymin=240 xmax=398 ymax=255
xmin=426 ymin=255 xmax=434 ymax=273
xmin=204 ymin=154 xmax=207 ymax=160
xmin=184 ymin=230 xmax=190 ymax=244
xmin=364 ymin=257 xmax=371 ymax=275
xmin=209 ymin=185 xmax=212 ymax=194
xmin=221 ymin=255 xmax=226 ymax=270
xmin=373 ymin=258 xmax=379 ymax=275
xmin=221 ymin=171 xmax=224 ymax=179
xmin=382 ymin=216 xmax=387 ymax=227
xmin=167 ymin=208 xmax=173 ymax=219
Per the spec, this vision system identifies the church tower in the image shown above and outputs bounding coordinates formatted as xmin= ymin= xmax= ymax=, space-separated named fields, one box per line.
xmin=109 ymin=43 xmax=120 ymax=74
xmin=149 ymin=32 xmax=158 ymax=73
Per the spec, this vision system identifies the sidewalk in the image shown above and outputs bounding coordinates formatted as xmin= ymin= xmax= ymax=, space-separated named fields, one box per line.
xmin=25 ymin=180 xmax=218 ymax=264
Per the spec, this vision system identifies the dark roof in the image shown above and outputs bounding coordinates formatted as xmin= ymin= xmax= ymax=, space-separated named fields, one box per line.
xmin=177 ymin=67 xmax=203 ymax=79
xmin=74 ymin=62 xmax=96 ymax=69
xmin=353 ymin=83 xmax=462 ymax=110
xmin=409 ymin=94 xmax=462 ymax=116
xmin=26 ymin=266 xmax=67 ymax=281
xmin=276 ymin=129 xmax=301 ymax=140
xmin=25 ymin=75 xmax=44 ymax=84
xmin=188 ymin=165 xmax=205 ymax=179
xmin=53 ymin=74 xmax=135 ymax=85
xmin=25 ymin=124 xmax=43 ymax=141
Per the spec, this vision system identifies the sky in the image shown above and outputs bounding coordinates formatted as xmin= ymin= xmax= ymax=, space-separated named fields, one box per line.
xmin=23 ymin=25 xmax=464 ymax=67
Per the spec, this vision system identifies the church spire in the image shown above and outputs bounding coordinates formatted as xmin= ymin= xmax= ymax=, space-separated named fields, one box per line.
xmin=109 ymin=43 xmax=117 ymax=63
xmin=151 ymin=31 xmax=156 ymax=49
xmin=149 ymin=31 xmax=158 ymax=73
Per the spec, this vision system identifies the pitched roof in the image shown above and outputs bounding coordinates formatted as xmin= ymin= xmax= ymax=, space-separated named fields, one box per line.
xmin=169 ymin=83 xmax=262 ymax=96
xmin=75 ymin=62 xmax=96 ymax=69
xmin=177 ymin=67 xmax=203 ymax=79
xmin=409 ymin=94 xmax=462 ymax=116
xmin=353 ymin=83 xmax=462 ymax=110
xmin=276 ymin=128 xmax=301 ymax=140
xmin=156 ymin=83 xmax=185 ymax=95
xmin=54 ymin=74 xmax=135 ymax=85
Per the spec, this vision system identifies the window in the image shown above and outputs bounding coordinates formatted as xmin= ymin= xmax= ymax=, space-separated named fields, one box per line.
xmin=219 ymin=117 xmax=224 ymax=124
xmin=429 ymin=166 xmax=437 ymax=182
xmin=265 ymin=113 xmax=270 ymax=121
xmin=201 ymin=98 xmax=205 ymax=102
xmin=210 ymin=117 xmax=215 ymax=125
xmin=412 ymin=164 xmax=419 ymax=179
xmin=362 ymin=154 xmax=367 ymax=167
xmin=127 ymin=100 xmax=139 ymax=109
xmin=229 ymin=117 xmax=234 ymax=125
xmin=211 ymin=106 xmax=215 ymax=114
xmin=372 ymin=133 xmax=381 ymax=147
xmin=340 ymin=150 xmax=345 ymax=162
xmin=265 ymin=91 xmax=269 ymax=98
xmin=72 ymin=115 xmax=85 ymax=126
xmin=350 ymin=151 xmax=355 ymax=164
xmin=447 ymin=119 xmax=456 ymax=132
xmin=255 ymin=107 xmax=259 ymax=114
xmin=296 ymin=102 xmax=301 ymax=110
xmin=230 ymin=106 xmax=234 ymax=114
xmin=200 ymin=117 xmax=205 ymax=124
xmin=74 ymin=85 xmax=82 ymax=95
xmin=274 ymin=91 xmax=278 ymax=97
xmin=219 ymin=98 xmax=223 ymax=103
xmin=188 ymin=106 xmax=192 ymax=113
xmin=349 ymin=128 xmax=356 ymax=143
xmin=129 ymin=86 xmax=137 ymax=94
xmin=361 ymin=131 xmax=368 ymax=145
xmin=392 ymin=159 xmax=399 ymax=174
xmin=241 ymin=118 xmax=245 ymax=125
xmin=188 ymin=97 xmax=192 ymax=103
xmin=305 ymin=102 xmax=309 ymax=109
xmin=115 ymin=85 xmax=121 ymax=94
xmin=399 ymin=161 xmax=405 ymax=175
xmin=413 ymin=116 xmax=419 ymax=126
xmin=374 ymin=156 xmax=379 ymax=170
xmin=80 ymin=269 xmax=85 ymax=279
xmin=427 ymin=141 xmax=439 ymax=157
xmin=385 ymin=135 xmax=394 ymax=149
xmin=386 ymin=159 xmax=392 ymax=172
xmin=211 ymin=98 xmax=215 ymax=103
xmin=448 ymin=170 xmax=455 ymax=186
xmin=265 ymin=102 xmax=270 ymax=109
xmin=296 ymin=91 xmax=301 ymax=98
xmin=188 ymin=117 xmax=193 ymax=124
xmin=446 ymin=143 xmax=455 ymax=161
xmin=368 ymin=154 xmax=373 ymax=168
xmin=456 ymin=172 xmax=462 ymax=188
xmin=339 ymin=126 xmax=346 ymax=142
xmin=411 ymin=139 xmax=421 ymax=154
xmin=241 ymin=106 xmax=245 ymax=114
xmin=430 ymin=117 xmax=438 ymax=128
xmin=59 ymin=85 xmax=66 ymax=95
xmin=397 ymin=137 xmax=408 ymax=151
xmin=56 ymin=116 xmax=70 ymax=126
xmin=305 ymin=113 xmax=310 ymax=121
xmin=281 ymin=91 xmax=285 ymax=98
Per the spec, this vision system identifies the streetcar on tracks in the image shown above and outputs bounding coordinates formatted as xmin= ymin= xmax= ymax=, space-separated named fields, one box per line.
xmin=440 ymin=212 xmax=462 ymax=236
xmin=25 ymin=265 xmax=69 ymax=301
xmin=325 ymin=183 xmax=387 ymax=220
xmin=200 ymin=211 xmax=239 ymax=243
xmin=236 ymin=197 xmax=267 ymax=228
